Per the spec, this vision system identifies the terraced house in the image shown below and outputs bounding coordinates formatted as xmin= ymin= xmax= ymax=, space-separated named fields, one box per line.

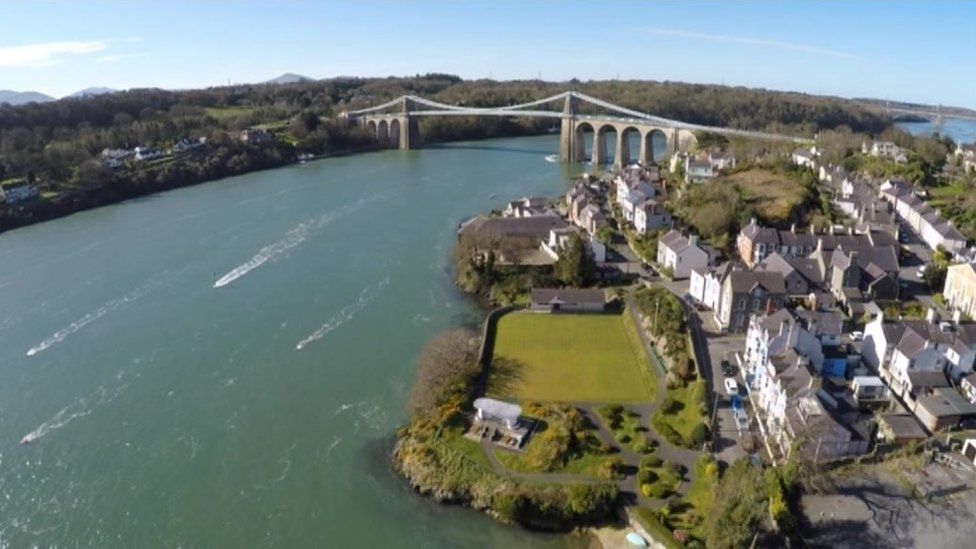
xmin=944 ymin=263 xmax=976 ymax=320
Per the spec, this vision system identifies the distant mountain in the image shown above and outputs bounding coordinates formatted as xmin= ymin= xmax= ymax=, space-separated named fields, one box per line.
xmin=265 ymin=73 xmax=313 ymax=85
xmin=69 ymin=87 xmax=118 ymax=98
xmin=0 ymin=90 xmax=55 ymax=106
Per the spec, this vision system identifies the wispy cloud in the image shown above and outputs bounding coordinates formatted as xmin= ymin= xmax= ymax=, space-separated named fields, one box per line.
xmin=647 ymin=28 xmax=861 ymax=60
xmin=95 ymin=52 xmax=148 ymax=63
xmin=0 ymin=40 xmax=108 ymax=68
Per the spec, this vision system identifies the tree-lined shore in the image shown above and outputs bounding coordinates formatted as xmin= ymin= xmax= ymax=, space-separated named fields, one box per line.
xmin=0 ymin=74 xmax=898 ymax=233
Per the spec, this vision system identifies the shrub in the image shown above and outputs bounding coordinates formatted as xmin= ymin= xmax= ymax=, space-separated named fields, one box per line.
xmin=599 ymin=456 xmax=625 ymax=480
xmin=631 ymin=433 xmax=653 ymax=453
xmin=688 ymin=422 xmax=711 ymax=448
xmin=652 ymin=415 xmax=684 ymax=446
xmin=663 ymin=461 xmax=683 ymax=477
xmin=641 ymin=483 xmax=655 ymax=498
xmin=647 ymin=480 xmax=672 ymax=499
xmin=617 ymin=433 xmax=632 ymax=444
xmin=637 ymin=468 xmax=659 ymax=485
xmin=705 ymin=461 xmax=720 ymax=481
xmin=661 ymin=395 xmax=679 ymax=414
xmin=642 ymin=455 xmax=663 ymax=469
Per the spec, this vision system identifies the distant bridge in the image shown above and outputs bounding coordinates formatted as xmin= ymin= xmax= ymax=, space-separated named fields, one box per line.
xmin=875 ymin=102 xmax=976 ymax=128
xmin=343 ymin=91 xmax=813 ymax=167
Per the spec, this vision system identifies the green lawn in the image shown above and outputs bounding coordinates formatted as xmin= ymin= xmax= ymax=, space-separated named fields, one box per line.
xmin=204 ymin=106 xmax=256 ymax=120
xmin=652 ymin=379 xmax=708 ymax=447
xmin=494 ymin=448 xmax=611 ymax=478
xmin=488 ymin=311 xmax=656 ymax=403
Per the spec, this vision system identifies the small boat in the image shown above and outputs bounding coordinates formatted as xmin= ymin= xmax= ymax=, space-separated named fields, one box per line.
xmin=20 ymin=435 xmax=32 ymax=445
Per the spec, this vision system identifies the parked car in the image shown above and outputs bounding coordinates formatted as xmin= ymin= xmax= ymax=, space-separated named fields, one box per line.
xmin=851 ymin=331 xmax=863 ymax=341
xmin=721 ymin=360 xmax=735 ymax=377
xmin=730 ymin=394 xmax=743 ymax=412
xmin=724 ymin=377 xmax=738 ymax=396
xmin=734 ymin=409 xmax=749 ymax=431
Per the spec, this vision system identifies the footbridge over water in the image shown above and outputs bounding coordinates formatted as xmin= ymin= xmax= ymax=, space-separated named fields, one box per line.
xmin=343 ymin=91 xmax=813 ymax=167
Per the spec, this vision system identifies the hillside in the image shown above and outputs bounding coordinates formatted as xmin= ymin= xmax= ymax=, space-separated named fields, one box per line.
xmin=0 ymin=90 xmax=55 ymax=105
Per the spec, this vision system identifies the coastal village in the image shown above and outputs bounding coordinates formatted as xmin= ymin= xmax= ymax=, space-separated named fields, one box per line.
xmin=436 ymin=134 xmax=976 ymax=547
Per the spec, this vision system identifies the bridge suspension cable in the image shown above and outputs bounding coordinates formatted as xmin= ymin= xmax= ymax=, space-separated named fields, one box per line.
xmin=348 ymin=91 xmax=814 ymax=143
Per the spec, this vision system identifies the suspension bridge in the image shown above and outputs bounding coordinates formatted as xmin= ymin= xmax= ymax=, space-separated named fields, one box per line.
xmin=342 ymin=91 xmax=813 ymax=167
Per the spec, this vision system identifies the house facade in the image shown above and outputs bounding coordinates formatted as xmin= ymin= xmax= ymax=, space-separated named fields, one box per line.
xmin=880 ymin=179 xmax=967 ymax=254
xmin=633 ymin=199 xmax=671 ymax=234
xmin=684 ymin=158 xmax=714 ymax=183
xmin=716 ymin=270 xmax=786 ymax=333
xmin=944 ymin=263 xmax=976 ymax=320
xmin=656 ymin=230 xmax=708 ymax=279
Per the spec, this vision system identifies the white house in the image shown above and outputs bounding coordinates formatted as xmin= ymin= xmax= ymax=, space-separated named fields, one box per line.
xmin=864 ymin=140 xmax=908 ymax=163
xmin=792 ymin=147 xmax=817 ymax=168
xmin=505 ymin=196 xmax=554 ymax=218
xmin=689 ymin=262 xmax=731 ymax=311
xmin=880 ymin=179 xmax=968 ymax=254
xmin=633 ymin=199 xmax=672 ymax=234
xmin=542 ymin=227 xmax=606 ymax=264
xmin=133 ymin=147 xmax=165 ymax=162
xmin=657 ymin=230 xmax=709 ymax=279
xmin=684 ymin=157 xmax=715 ymax=183
xmin=862 ymin=312 xmax=976 ymax=401
xmin=708 ymin=151 xmax=736 ymax=171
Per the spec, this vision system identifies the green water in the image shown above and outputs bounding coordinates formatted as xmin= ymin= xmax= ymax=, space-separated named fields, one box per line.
xmin=0 ymin=135 xmax=590 ymax=547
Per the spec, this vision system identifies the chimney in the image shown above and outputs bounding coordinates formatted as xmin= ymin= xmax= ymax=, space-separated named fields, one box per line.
xmin=816 ymin=238 xmax=823 ymax=253
xmin=926 ymin=308 xmax=939 ymax=324
xmin=849 ymin=226 xmax=855 ymax=235
xmin=790 ymin=223 xmax=796 ymax=234
xmin=829 ymin=225 xmax=835 ymax=235
xmin=953 ymin=309 xmax=962 ymax=324
xmin=689 ymin=234 xmax=699 ymax=247
xmin=810 ymin=223 xmax=816 ymax=235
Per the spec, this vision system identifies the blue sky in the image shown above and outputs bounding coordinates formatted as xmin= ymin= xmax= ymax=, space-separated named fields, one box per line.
xmin=2 ymin=1 xmax=974 ymax=108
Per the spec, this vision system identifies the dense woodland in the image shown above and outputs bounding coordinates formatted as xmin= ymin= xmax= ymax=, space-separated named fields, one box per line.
xmin=0 ymin=73 xmax=925 ymax=232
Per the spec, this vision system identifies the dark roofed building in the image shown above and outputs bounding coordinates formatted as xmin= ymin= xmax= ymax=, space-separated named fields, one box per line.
xmin=530 ymin=288 xmax=606 ymax=313
xmin=458 ymin=215 xmax=568 ymax=264
xmin=879 ymin=413 xmax=929 ymax=445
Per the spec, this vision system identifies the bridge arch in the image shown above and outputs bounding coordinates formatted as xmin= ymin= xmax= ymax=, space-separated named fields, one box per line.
xmin=595 ymin=124 xmax=618 ymax=166
xmin=366 ymin=120 xmax=377 ymax=138
xmin=377 ymin=120 xmax=389 ymax=146
xmin=389 ymin=118 xmax=401 ymax=149
xmin=619 ymin=126 xmax=642 ymax=167
xmin=645 ymin=129 xmax=668 ymax=164
xmin=574 ymin=121 xmax=597 ymax=163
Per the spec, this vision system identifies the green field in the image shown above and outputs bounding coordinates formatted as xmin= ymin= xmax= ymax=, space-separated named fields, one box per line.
xmin=487 ymin=312 xmax=656 ymax=403
xmin=204 ymin=106 xmax=256 ymax=120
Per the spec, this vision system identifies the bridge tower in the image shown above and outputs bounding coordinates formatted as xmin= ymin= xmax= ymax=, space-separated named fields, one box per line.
xmin=398 ymin=97 xmax=421 ymax=150
xmin=559 ymin=93 xmax=579 ymax=162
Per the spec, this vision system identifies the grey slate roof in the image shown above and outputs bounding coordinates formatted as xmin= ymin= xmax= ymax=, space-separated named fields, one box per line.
xmin=530 ymin=287 xmax=606 ymax=306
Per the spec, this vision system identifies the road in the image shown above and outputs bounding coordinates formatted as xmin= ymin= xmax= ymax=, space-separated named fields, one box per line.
xmin=644 ymin=277 xmax=755 ymax=463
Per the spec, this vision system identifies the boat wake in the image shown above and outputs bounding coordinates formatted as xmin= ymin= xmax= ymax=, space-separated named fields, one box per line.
xmin=21 ymin=381 xmax=129 ymax=445
xmin=20 ymin=398 xmax=97 ymax=445
xmin=213 ymin=212 xmax=338 ymax=288
xmin=26 ymin=280 xmax=157 ymax=357
xmin=544 ymin=154 xmax=559 ymax=163
xmin=295 ymin=277 xmax=389 ymax=350
xmin=214 ymin=194 xmax=389 ymax=289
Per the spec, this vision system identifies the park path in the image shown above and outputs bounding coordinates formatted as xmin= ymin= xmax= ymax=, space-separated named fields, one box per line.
xmin=477 ymin=287 xmax=705 ymax=510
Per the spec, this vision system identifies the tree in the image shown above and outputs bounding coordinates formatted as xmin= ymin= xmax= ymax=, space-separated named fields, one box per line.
xmin=705 ymin=458 xmax=768 ymax=549
xmin=924 ymin=262 xmax=947 ymax=292
xmin=554 ymin=233 xmax=596 ymax=287
xmin=406 ymin=328 xmax=480 ymax=417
